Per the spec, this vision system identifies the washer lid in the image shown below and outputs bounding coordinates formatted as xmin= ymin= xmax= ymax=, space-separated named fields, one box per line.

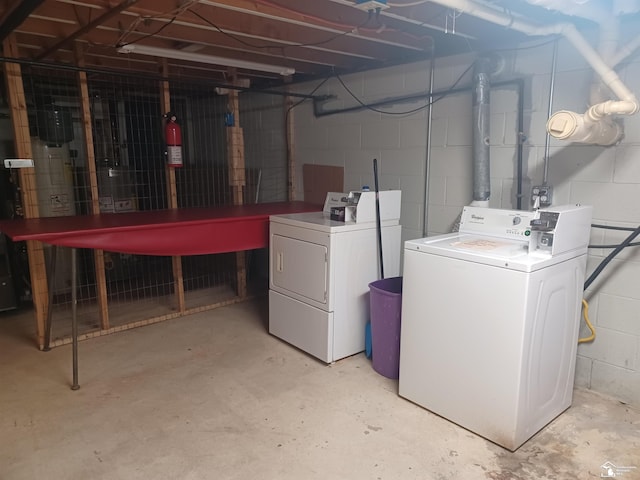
xmin=409 ymin=234 xmax=528 ymax=258
xmin=404 ymin=233 xmax=576 ymax=272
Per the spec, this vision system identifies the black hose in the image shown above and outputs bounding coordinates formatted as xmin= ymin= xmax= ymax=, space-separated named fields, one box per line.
xmin=584 ymin=224 xmax=640 ymax=290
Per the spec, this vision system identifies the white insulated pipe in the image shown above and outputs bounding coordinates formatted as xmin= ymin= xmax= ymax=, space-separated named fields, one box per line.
xmin=427 ymin=0 xmax=639 ymax=145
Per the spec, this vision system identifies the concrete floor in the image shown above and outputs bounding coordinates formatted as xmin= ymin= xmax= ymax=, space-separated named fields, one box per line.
xmin=1 ymin=297 xmax=639 ymax=480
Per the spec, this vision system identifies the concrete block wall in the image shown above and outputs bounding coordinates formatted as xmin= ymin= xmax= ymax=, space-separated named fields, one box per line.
xmin=240 ymin=93 xmax=288 ymax=203
xmin=293 ymin=27 xmax=640 ymax=406
xmin=293 ymin=61 xmax=432 ymax=244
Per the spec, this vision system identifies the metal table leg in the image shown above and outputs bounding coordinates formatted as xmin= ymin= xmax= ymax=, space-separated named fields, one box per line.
xmin=71 ymin=247 xmax=79 ymax=390
xmin=43 ymin=245 xmax=57 ymax=352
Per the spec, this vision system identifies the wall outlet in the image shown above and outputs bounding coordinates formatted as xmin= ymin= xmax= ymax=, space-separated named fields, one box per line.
xmin=531 ymin=185 xmax=553 ymax=207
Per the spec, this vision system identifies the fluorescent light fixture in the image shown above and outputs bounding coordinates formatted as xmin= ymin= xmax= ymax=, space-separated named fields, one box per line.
xmin=117 ymin=44 xmax=295 ymax=76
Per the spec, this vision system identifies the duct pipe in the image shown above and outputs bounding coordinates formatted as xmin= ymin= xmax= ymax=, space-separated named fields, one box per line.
xmin=471 ymin=57 xmax=491 ymax=206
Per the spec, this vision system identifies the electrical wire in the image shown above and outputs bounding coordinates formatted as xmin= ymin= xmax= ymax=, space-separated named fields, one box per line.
xmin=253 ymin=0 xmax=385 ymax=33
xmin=584 ymin=224 xmax=640 ymax=290
xmin=333 ymin=60 xmax=474 ymax=116
xmin=589 ymin=223 xmax=640 ymax=246
xmin=578 ymin=299 xmax=595 ymax=344
xmin=118 ymin=17 xmax=178 ymax=47
xmin=592 ymin=223 xmax=637 ymax=231
xmin=117 ymin=0 xmax=199 ymax=47
xmin=284 ymin=74 xmax=334 ymax=194
xmin=188 ymin=8 xmax=373 ymax=51
xmin=388 ymin=0 xmax=431 ymax=6
xmin=582 ymin=222 xmax=640 ymax=344
xmin=589 ymin=242 xmax=640 ymax=248
xmin=287 ymin=75 xmax=332 ymax=115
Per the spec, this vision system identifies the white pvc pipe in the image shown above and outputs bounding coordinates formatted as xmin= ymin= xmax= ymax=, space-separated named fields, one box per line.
xmin=526 ymin=0 xmax=611 ymax=23
xmin=609 ymin=34 xmax=640 ymax=66
xmin=434 ymin=1 xmax=638 ymax=103
xmin=547 ymin=110 xmax=623 ymax=145
xmin=561 ymin=23 xmax=637 ymax=105
xmin=429 ymin=0 xmax=640 ymax=137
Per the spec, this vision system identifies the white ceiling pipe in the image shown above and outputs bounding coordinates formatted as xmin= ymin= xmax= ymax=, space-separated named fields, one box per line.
xmin=561 ymin=23 xmax=637 ymax=106
xmin=427 ymin=0 xmax=639 ymax=144
xmin=526 ymin=0 xmax=612 ymax=23
xmin=609 ymin=34 xmax=640 ymax=67
xmin=429 ymin=0 xmax=635 ymax=102
xmin=589 ymin=16 xmax=619 ymax=112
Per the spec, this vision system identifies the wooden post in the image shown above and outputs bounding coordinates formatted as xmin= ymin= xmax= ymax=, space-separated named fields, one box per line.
xmin=75 ymin=42 xmax=109 ymax=330
xmin=226 ymin=78 xmax=247 ymax=297
xmin=159 ymin=59 xmax=185 ymax=312
xmin=2 ymin=34 xmax=49 ymax=348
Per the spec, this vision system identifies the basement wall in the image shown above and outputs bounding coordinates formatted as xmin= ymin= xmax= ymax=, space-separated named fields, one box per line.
xmin=292 ymin=27 xmax=640 ymax=406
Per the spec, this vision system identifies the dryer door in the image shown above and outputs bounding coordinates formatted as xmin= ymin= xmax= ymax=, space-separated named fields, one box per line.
xmin=272 ymin=234 xmax=328 ymax=304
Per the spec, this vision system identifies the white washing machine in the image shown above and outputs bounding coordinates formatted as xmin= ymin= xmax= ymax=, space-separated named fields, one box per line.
xmin=269 ymin=191 xmax=402 ymax=363
xmin=398 ymin=204 xmax=592 ymax=451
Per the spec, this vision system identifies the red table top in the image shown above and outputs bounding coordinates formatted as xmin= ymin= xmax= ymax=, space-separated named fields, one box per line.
xmin=0 ymin=202 xmax=321 ymax=256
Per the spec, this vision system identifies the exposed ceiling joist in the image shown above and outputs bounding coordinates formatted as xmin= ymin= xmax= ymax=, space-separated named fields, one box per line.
xmin=36 ymin=0 xmax=140 ymax=59
xmin=0 ymin=0 xmax=45 ymax=43
xmin=1 ymin=0 xmax=636 ymax=86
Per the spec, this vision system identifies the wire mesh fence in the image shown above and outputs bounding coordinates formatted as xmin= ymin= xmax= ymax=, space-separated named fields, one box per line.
xmin=0 ymin=59 xmax=290 ymax=344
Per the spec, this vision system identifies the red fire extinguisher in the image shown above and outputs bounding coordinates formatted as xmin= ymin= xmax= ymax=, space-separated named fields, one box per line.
xmin=164 ymin=112 xmax=183 ymax=168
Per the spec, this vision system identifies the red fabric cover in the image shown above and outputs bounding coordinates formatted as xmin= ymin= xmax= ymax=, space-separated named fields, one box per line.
xmin=0 ymin=202 xmax=321 ymax=256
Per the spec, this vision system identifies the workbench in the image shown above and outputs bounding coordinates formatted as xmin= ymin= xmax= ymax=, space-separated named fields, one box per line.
xmin=0 ymin=201 xmax=320 ymax=389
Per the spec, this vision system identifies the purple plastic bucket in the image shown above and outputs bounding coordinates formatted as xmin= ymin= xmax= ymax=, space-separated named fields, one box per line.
xmin=368 ymin=276 xmax=403 ymax=379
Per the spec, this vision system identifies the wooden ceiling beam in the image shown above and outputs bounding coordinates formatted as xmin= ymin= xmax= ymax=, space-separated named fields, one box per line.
xmin=127 ymin=0 xmax=429 ymax=51
xmin=0 ymin=0 xmax=45 ymax=42
xmin=36 ymin=0 xmax=140 ymax=60
xmin=170 ymin=7 xmax=425 ymax=58
xmin=207 ymin=0 xmax=431 ymax=50
xmin=31 ymin=1 xmax=423 ymax=62
xmin=15 ymin=28 xmax=353 ymax=76
xmin=18 ymin=15 xmax=367 ymax=72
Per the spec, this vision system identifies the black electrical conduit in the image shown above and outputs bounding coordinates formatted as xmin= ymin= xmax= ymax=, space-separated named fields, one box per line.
xmin=313 ymin=78 xmax=526 ymax=209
